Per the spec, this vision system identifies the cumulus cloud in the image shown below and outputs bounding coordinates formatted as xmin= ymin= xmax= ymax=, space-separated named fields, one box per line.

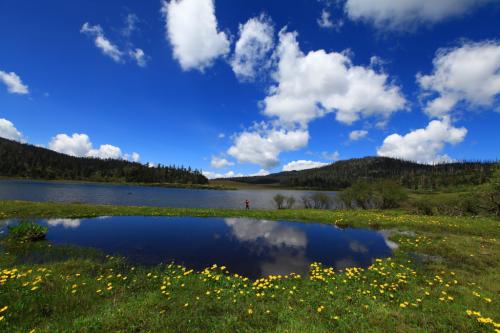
xmin=349 ymin=129 xmax=368 ymax=141
xmin=377 ymin=117 xmax=467 ymax=163
xmin=0 ymin=118 xmax=23 ymax=141
xmin=48 ymin=133 xmax=93 ymax=157
xmin=162 ymin=0 xmax=230 ymax=71
xmin=418 ymin=41 xmax=500 ymax=118
xmin=211 ymin=156 xmax=234 ymax=169
xmin=87 ymin=144 xmax=123 ymax=160
xmin=128 ymin=152 xmax=141 ymax=162
xmin=282 ymin=160 xmax=329 ymax=172
xmin=227 ymin=125 xmax=309 ymax=168
xmin=202 ymin=168 xmax=270 ymax=179
xmin=230 ymin=14 xmax=274 ymax=81
xmin=202 ymin=170 xmax=243 ymax=179
xmin=81 ymin=23 xmax=124 ymax=62
xmin=48 ymin=133 xmax=140 ymax=161
xmin=0 ymin=70 xmax=29 ymax=94
xmin=263 ymin=30 xmax=406 ymax=126
xmin=344 ymin=0 xmax=494 ymax=31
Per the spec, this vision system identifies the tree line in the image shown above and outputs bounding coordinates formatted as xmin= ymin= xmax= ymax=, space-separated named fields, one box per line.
xmin=231 ymin=157 xmax=497 ymax=190
xmin=0 ymin=137 xmax=208 ymax=184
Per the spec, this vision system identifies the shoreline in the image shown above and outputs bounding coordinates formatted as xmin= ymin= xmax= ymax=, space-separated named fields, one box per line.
xmin=0 ymin=200 xmax=498 ymax=332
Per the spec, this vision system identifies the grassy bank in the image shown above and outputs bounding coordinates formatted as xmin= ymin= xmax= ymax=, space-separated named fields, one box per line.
xmin=0 ymin=201 xmax=499 ymax=332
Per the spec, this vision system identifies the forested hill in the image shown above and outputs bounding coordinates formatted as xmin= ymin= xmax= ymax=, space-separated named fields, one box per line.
xmin=0 ymin=137 xmax=208 ymax=184
xmin=228 ymin=157 xmax=497 ymax=190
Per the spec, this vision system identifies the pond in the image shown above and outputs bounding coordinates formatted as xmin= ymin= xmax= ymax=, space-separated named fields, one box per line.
xmin=0 ymin=179 xmax=337 ymax=210
xmin=1 ymin=216 xmax=393 ymax=278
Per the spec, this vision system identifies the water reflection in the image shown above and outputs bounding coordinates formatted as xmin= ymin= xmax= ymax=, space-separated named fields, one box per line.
xmin=47 ymin=219 xmax=81 ymax=228
xmin=225 ymin=218 xmax=307 ymax=248
xmin=225 ymin=218 xmax=310 ymax=276
xmin=1 ymin=216 xmax=392 ymax=278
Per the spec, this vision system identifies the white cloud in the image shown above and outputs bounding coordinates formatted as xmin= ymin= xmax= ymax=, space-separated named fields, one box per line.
xmin=202 ymin=168 xmax=270 ymax=179
xmin=318 ymin=9 xmax=334 ymax=28
xmin=349 ymin=129 xmax=368 ymax=141
xmin=81 ymin=23 xmax=123 ymax=62
xmin=129 ymin=48 xmax=147 ymax=67
xmin=0 ymin=70 xmax=29 ymax=94
xmin=49 ymin=133 xmax=93 ymax=157
xmin=0 ymin=118 xmax=23 ymax=141
xmin=211 ymin=156 xmax=234 ymax=168
xmin=344 ymin=0 xmax=494 ymax=31
xmin=282 ymin=160 xmax=329 ymax=172
xmin=227 ymin=125 xmax=309 ymax=168
xmin=317 ymin=9 xmax=343 ymax=30
xmin=202 ymin=170 xmax=243 ymax=179
xmin=123 ymin=152 xmax=141 ymax=162
xmin=131 ymin=152 xmax=140 ymax=162
xmin=250 ymin=169 xmax=270 ymax=176
xmin=87 ymin=144 xmax=123 ymax=160
xmin=263 ymin=30 xmax=406 ymax=126
xmin=377 ymin=117 xmax=467 ymax=164
xmin=218 ymin=133 xmax=225 ymax=139
xmin=162 ymin=0 xmax=230 ymax=71
xmin=418 ymin=41 xmax=500 ymax=118
xmin=48 ymin=133 xmax=140 ymax=161
xmin=322 ymin=150 xmax=340 ymax=161
xmin=230 ymin=14 xmax=274 ymax=81
xmin=123 ymin=13 xmax=138 ymax=37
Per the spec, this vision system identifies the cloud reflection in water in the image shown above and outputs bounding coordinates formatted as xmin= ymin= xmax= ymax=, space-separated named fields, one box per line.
xmin=224 ymin=218 xmax=311 ymax=276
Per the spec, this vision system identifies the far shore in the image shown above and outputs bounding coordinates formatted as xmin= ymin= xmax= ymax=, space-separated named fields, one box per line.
xmin=0 ymin=176 xmax=342 ymax=192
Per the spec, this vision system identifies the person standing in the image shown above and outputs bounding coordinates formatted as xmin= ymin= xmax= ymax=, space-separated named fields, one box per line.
xmin=245 ymin=199 xmax=250 ymax=210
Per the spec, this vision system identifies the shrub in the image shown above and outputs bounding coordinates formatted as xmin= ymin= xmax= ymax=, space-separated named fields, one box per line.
xmin=411 ymin=199 xmax=434 ymax=215
xmin=373 ymin=180 xmax=408 ymax=209
xmin=8 ymin=221 xmax=48 ymax=241
xmin=273 ymin=194 xmax=286 ymax=209
xmin=301 ymin=196 xmax=313 ymax=209
xmin=310 ymin=193 xmax=331 ymax=209
xmin=273 ymin=194 xmax=297 ymax=209
xmin=339 ymin=180 xmax=407 ymax=209
xmin=338 ymin=181 xmax=373 ymax=209
xmin=481 ymin=166 xmax=500 ymax=216
xmin=284 ymin=196 xmax=296 ymax=209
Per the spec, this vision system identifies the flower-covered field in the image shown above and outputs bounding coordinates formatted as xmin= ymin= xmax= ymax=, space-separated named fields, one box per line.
xmin=0 ymin=200 xmax=498 ymax=332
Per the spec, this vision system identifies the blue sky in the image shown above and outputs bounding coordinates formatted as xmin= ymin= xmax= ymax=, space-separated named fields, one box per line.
xmin=1 ymin=0 xmax=499 ymax=178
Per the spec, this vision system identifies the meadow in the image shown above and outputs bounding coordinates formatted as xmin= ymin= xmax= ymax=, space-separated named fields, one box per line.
xmin=0 ymin=200 xmax=498 ymax=332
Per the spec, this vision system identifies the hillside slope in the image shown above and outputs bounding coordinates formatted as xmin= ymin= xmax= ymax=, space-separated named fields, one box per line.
xmin=228 ymin=157 xmax=496 ymax=190
xmin=0 ymin=137 xmax=207 ymax=184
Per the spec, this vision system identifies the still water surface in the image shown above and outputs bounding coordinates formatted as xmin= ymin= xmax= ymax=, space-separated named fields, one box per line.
xmin=1 ymin=216 xmax=392 ymax=278
xmin=0 ymin=179 xmax=337 ymax=209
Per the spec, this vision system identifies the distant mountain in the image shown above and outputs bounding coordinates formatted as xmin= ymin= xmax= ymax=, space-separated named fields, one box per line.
xmin=228 ymin=157 xmax=496 ymax=190
xmin=0 ymin=137 xmax=208 ymax=184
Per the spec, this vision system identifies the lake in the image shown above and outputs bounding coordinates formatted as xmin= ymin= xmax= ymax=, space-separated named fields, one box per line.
xmin=0 ymin=216 xmax=392 ymax=278
xmin=0 ymin=179 xmax=337 ymax=209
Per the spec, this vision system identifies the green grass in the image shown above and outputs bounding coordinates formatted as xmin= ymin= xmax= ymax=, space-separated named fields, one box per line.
xmin=0 ymin=200 xmax=499 ymax=332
